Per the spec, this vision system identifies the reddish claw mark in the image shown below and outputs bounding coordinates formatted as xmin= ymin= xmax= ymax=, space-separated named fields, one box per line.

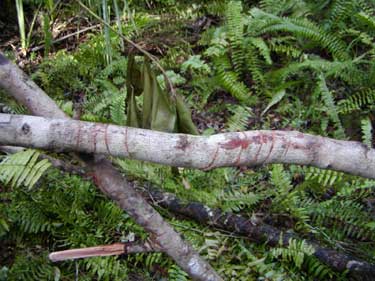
xmin=236 ymin=132 xmax=249 ymax=165
xmin=219 ymin=133 xmax=251 ymax=166
xmin=220 ymin=136 xmax=252 ymax=150
xmin=253 ymin=133 xmax=268 ymax=162
xmin=124 ymin=127 xmax=130 ymax=156
xmin=263 ymin=132 xmax=275 ymax=164
xmin=92 ymin=124 xmax=104 ymax=153
xmin=254 ymin=143 xmax=262 ymax=162
xmin=76 ymin=123 xmax=82 ymax=149
xmin=202 ymin=146 xmax=219 ymax=171
xmin=283 ymin=138 xmax=291 ymax=157
xmin=104 ymin=124 xmax=112 ymax=156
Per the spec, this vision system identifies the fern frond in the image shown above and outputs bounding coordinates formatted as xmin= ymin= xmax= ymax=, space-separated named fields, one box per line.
xmin=271 ymin=238 xmax=315 ymax=269
xmin=16 ymin=202 xmax=52 ymax=233
xmin=270 ymin=164 xmax=292 ymax=192
xmin=214 ymin=55 xmax=251 ymax=103
xmin=199 ymin=232 xmax=225 ymax=260
xmin=245 ymin=44 xmax=266 ymax=93
xmin=356 ymin=11 xmax=375 ymax=32
xmin=268 ymin=37 xmax=302 ymax=58
xmin=226 ymin=1 xmax=245 ymax=74
xmin=110 ymin=91 xmax=126 ymax=125
xmin=304 ymin=166 xmax=345 ymax=187
xmin=338 ymin=89 xmax=375 ymax=114
xmin=316 ymin=74 xmax=345 ymax=139
xmin=0 ymin=149 xmax=51 ymax=189
xmin=226 ymin=105 xmax=253 ymax=132
xmin=8 ymin=255 xmax=56 ymax=281
xmin=220 ymin=189 xmax=261 ymax=212
xmin=248 ymin=37 xmax=272 ymax=65
xmin=250 ymin=8 xmax=350 ymax=60
xmin=304 ymin=255 xmax=336 ymax=279
xmin=168 ymin=265 xmax=189 ymax=281
xmin=267 ymin=58 xmax=360 ymax=85
xmin=328 ymin=0 xmax=355 ymax=27
xmin=191 ymin=76 xmax=220 ymax=108
xmin=309 ymin=199 xmax=375 ymax=241
xmin=361 ymin=117 xmax=373 ymax=148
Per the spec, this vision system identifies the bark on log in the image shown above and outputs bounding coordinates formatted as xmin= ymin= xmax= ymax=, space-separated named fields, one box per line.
xmin=144 ymin=188 xmax=375 ymax=280
xmin=1 ymin=113 xmax=375 ymax=179
xmin=0 ymin=53 xmax=222 ymax=281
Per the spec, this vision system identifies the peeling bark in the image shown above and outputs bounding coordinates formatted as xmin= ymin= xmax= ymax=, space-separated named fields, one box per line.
xmin=0 ymin=53 xmax=222 ymax=281
xmin=1 ymin=113 xmax=375 ymax=179
xmin=144 ymin=188 xmax=375 ymax=280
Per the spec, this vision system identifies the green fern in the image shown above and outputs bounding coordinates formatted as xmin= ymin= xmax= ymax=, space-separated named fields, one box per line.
xmin=270 ymin=165 xmax=310 ymax=230
xmin=245 ymin=44 xmax=266 ymax=93
xmin=338 ymin=89 xmax=375 ymax=114
xmin=250 ymin=8 xmax=350 ymax=60
xmin=271 ymin=238 xmax=315 ymax=269
xmin=267 ymin=57 xmax=362 ymax=87
xmin=15 ymin=202 xmax=53 ymax=233
xmin=226 ymin=1 xmax=245 ymax=74
xmin=328 ymin=0 xmax=356 ymax=27
xmin=8 ymin=255 xmax=57 ymax=281
xmin=213 ymin=55 xmax=251 ymax=102
xmin=304 ymin=166 xmax=345 ymax=187
xmin=226 ymin=105 xmax=253 ymax=132
xmin=361 ymin=117 xmax=373 ymax=147
xmin=309 ymin=199 xmax=375 ymax=241
xmin=168 ymin=265 xmax=189 ymax=281
xmin=268 ymin=37 xmax=302 ymax=58
xmin=316 ymin=74 xmax=346 ymax=139
xmin=248 ymin=37 xmax=272 ymax=65
xmin=110 ymin=91 xmax=127 ymax=125
xmin=0 ymin=149 xmax=51 ymax=189
xmin=220 ymin=189 xmax=261 ymax=212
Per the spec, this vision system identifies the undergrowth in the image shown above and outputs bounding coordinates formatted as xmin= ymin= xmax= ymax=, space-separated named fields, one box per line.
xmin=1 ymin=0 xmax=375 ymax=280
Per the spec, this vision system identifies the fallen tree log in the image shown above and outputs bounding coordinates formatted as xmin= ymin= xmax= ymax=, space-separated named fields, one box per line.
xmin=142 ymin=187 xmax=375 ymax=280
xmin=1 ymin=113 xmax=375 ymax=179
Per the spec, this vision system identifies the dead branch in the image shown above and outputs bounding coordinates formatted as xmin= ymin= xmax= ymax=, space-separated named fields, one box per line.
xmin=49 ymin=241 xmax=157 ymax=262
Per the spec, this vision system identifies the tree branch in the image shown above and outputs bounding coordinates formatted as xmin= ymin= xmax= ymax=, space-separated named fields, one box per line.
xmin=144 ymin=188 xmax=375 ymax=279
xmin=1 ymin=113 xmax=375 ymax=179
xmin=49 ymin=241 xmax=158 ymax=262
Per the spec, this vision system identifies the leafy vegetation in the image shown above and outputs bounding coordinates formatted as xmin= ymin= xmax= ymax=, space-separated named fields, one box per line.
xmin=1 ymin=0 xmax=375 ymax=280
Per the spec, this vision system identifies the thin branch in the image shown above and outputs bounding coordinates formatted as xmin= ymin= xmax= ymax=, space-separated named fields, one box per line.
xmin=30 ymin=23 xmax=103 ymax=52
xmin=49 ymin=241 xmax=157 ymax=262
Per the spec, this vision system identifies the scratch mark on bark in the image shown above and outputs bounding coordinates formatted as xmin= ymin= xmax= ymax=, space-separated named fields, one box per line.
xmin=220 ymin=135 xmax=251 ymax=150
xmin=235 ymin=132 xmax=249 ymax=165
xmin=104 ymin=124 xmax=112 ymax=156
xmin=124 ymin=127 xmax=130 ymax=156
xmin=283 ymin=137 xmax=291 ymax=158
xmin=92 ymin=124 xmax=103 ymax=153
xmin=254 ymin=133 xmax=265 ymax=162
xmin=202 ymin=146 xmax=219 ymax=171
xmin=263 ymin=132 xmax=275 ymax=164
xmin=76 ymin=123 xmax=81 ymax=149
